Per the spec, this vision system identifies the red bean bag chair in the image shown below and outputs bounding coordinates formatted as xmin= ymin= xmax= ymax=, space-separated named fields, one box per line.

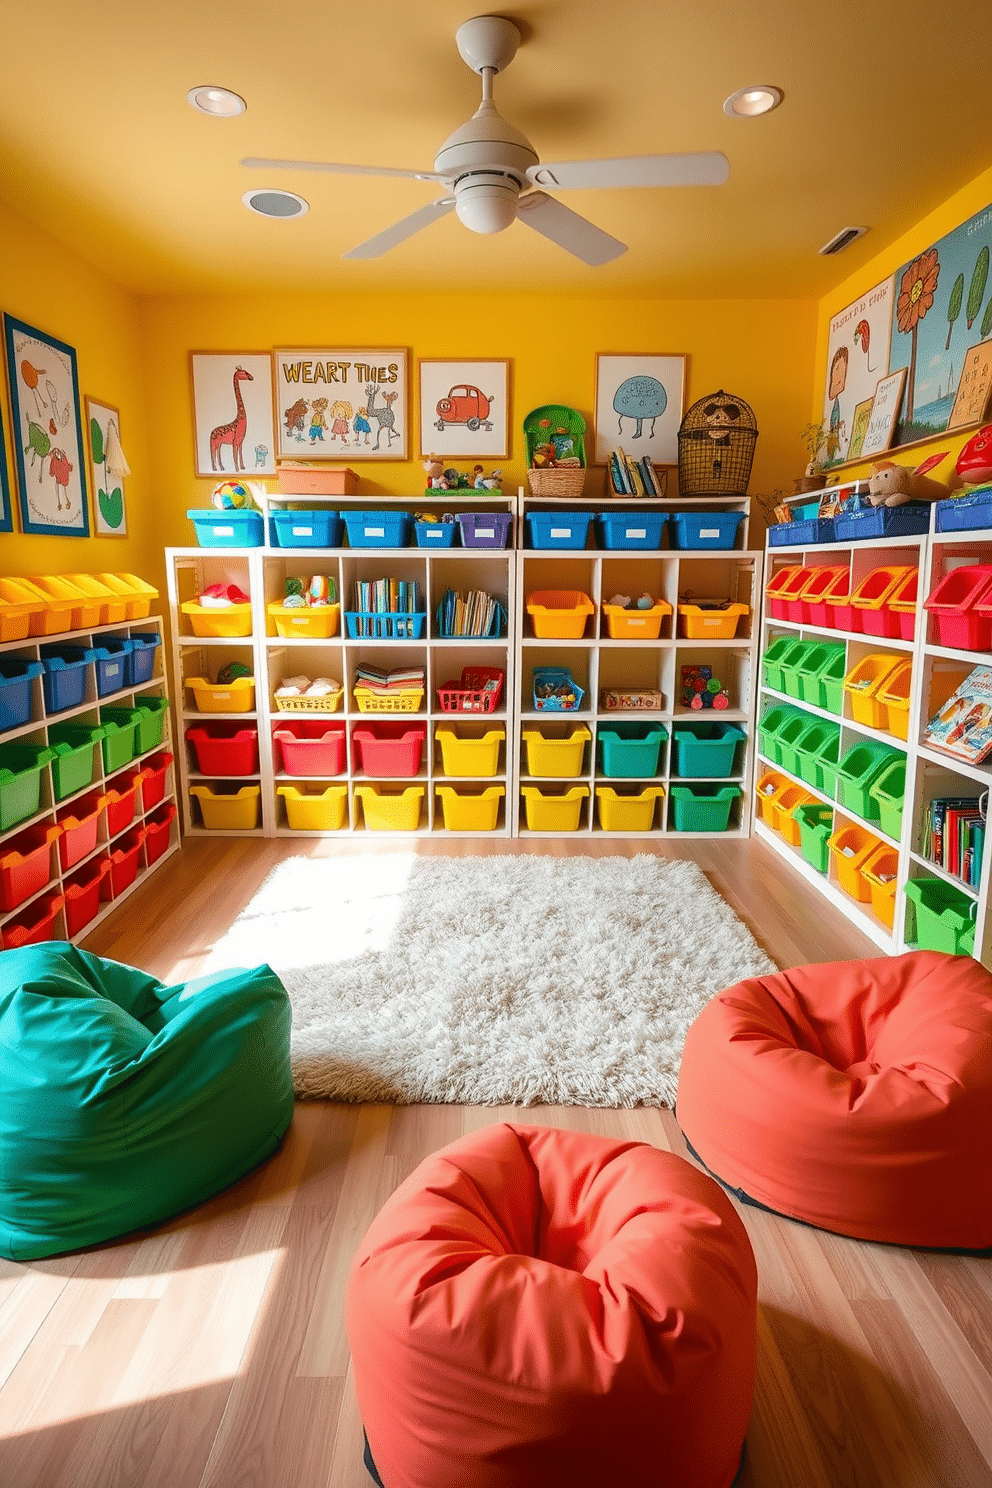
xmin=677 ymin=951 xmax=992 ymax=1250
xmin=346 ymin=1123 xmax=756 ymax=1488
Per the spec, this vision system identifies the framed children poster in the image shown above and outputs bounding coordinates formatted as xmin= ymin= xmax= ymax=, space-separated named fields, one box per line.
xmin=273 ymin=348 xmax=409 ymax=460
xmin=189 ymin=352 xmax=277 ymax=477
xmin=418 ymin=358 xmax=509 ymax=459
xmin=85 ymin=396 xmax=128 ymax=537
xmin=820 ymin=278 xmax=894 ymax=467
xmin=0 ymin=406 xmax=12 ymax=533
xmin=3 ymin=314 xmax=89 ymax=536
xmin=593 ymin=353 xmax=686 ymax=466
xmin=859 ymin=369 xmax=907 ymax=460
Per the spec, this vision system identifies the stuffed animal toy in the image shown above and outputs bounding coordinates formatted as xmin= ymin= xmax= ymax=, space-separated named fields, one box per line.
xmin=531 ymin=443 xmax=556 ymax=469
xmin=423 ymin=455 xmax=446 ymax=489
xmin=867 ymin=455 xmax=948 ymax=507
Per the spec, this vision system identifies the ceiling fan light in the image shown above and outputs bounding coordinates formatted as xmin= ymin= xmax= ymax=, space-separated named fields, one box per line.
xmin=723 ymin=85 xmax=782 ymax=118
xmin=187 ymin=85 xmax=246 ymax=117
xmin=454 ymin=177 xmax=520 ymax=235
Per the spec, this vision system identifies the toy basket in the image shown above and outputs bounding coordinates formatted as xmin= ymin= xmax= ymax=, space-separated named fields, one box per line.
xmin=436 ymin=667 xmax=505 ymax=713
xmin=353 ymin=687 xmax=424 ymax=714
xmin=533 ymin=666 xmax=585 ymax=712
xmin=677 ymin=390 xmax=757 ymax=496
xmin=523 ymin=403 xmax=587 ymax=495
xmin=526 ymin=467 xmax=587 ymax=498
xmin=344 ymin=611 xmax=427 ymax=640
xmin=273 ymin=687 xmax=345 ymax=714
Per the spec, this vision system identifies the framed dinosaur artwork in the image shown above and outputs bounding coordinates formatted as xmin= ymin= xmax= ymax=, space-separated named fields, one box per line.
xmin=189 ymin=352 xmax=277 ymax=478
xmin=273 ymin=348 xmax=409 ymax=461
xmin=3 ymin=313 xmax=89 ymax=537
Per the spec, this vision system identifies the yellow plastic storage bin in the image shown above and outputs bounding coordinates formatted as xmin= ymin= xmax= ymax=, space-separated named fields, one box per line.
xmin=601 ymin=600 xmax=672 ymax=640
xmin=27 ymin=575 xmax=103 ymax=629
xmin=189 ymin=783 xmax=261 ymax=830
xmin=520 ymin=784 xmax=589 ymax=831
xmin=525 ymin=591 xmax=595 ymax=639
xmin=875 ymin=658 xmax=912 ymax=741
xmin=185 ymin=675 xmax=256 ymax=713
xmin=267 ymin=601 xmax=340 ymax=639
xmin=754 ymin=768 xmax=790 ymax=827
xmin=0 ymin=579 xmax=44 ymax=641
xmin=435 ymin=785 xmax=505 ymax=831
xmin=61 ymin=573 xmax=129 ymax=625
xmin=180 ymin=600 xmax=253 ymax=638
xmin=93 ymin=573 xmax=159 ymax=619
xmin=842 ymin=653 xmax=905 ymax=729
xmin=277 ymin=783 xmax=348 ymax=831
xmin=594 ymin=785 xmax=665 ymax=832
xmin=0 ymin=576 xmax=75 ymax=636
xmin=677 ymin=602 xmax=749 ymax=639
xmin=827 ymin=822 xmax=881 ymax=902
xmin=862 ymin=844 xmax=899 ymax=929
xmin=521 ymin=725 xmax=591 ymax=777
xmin=435 ymin=725 xmax=504 ymax=777
xmin=769 ymin=783 xmax=816 ymax=845
xmin=354 ymin=784 xmax=424 ymax=831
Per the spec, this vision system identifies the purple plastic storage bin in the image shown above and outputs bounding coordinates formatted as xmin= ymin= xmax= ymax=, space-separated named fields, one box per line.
xmin=456 ymin=512 xmax=513 ymax=548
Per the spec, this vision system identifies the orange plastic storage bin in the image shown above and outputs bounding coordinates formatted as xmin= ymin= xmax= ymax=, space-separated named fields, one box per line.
xmin=93 ymin=572 xmax=159 ymax=620
xmin=887 ymin=568 xmax=919 ymax=641
xmin=0 ymin=822 xmax=61 ymax=912
xmin=677 ymin=602 xmax=749 ymax=639
xmin=769 ymin=784 xmax=817 ymax=845
xmin=525 ymin=591 xmax=595 ymax=639
xmin=27 ymin=575 xmax=102 ymax=629
xmin=843 ymin=654 xmax=906 ymax=729
xmin=754 ymin=769 xmax=790 ymax=827
xmin=862 ymin=845 xmax=899 ymax=929
xmin=765 ymin=566 xmax=814 ymax=623
xmin=875 ymin=659 xmax=913 ymax=741
xmin=827 ymin=822 xmax=882 ymax=902
xmin=1 ymin=891 xmax=64 ymax=949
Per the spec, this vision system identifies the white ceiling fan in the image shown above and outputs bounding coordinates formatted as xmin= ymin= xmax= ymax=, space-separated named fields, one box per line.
xmin=242 ymin=14 xmax=729 ymax=266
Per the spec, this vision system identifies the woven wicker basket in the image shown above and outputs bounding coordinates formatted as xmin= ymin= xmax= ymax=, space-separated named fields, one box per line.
xmin=527 ymin=466 xmax=586 ymax=498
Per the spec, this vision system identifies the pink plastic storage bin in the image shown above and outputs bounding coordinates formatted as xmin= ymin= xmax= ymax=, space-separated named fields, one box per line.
xmin=0 ymin=822 xmax=61 ymax=912
xmin=352 ymin=722 xmax=427 ymax=777
xmin=925 ymin=564 xmax=992 ymax=649
xmin=56 ymin=790 xmax=107 ymax=870
xmin=108 ymin=826 xmax=146 ymax=896
xmin=765 ymin=566 xmax=805 ymax=622
xmin=186 ymin=725 xmax=259 ymax=776
xmin=272 ymin=721 xmax=347 ymax=776
xmin=140 ymin=750 xmax=173 ymax=810
xmin=1 ymin=891 xmax=64 ymax=949
xmin=103 ymin=767 xmax=144 ymax=836
xmin=144 ymin=802 xmax=177 ymax=866
xmin=799 ymin=566 xmax=849 ymax=629
xmin=63 ymin=857 xmax=111 ymax=936
xmin=888 ymin=568 xmax=919 ymax=641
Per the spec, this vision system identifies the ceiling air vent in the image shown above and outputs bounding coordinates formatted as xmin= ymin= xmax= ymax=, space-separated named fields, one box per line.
xmin=819 ymin=226 xmax=868 ymax=256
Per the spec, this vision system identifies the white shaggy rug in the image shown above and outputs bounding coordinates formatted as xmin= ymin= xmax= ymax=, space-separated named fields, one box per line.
xmin=203 ymin=854 xmax=774 ymax=1106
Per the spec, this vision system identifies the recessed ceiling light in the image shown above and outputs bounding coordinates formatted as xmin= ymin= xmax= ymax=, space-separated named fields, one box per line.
xmin=242 ymin=188 xmax=309 ymax=219
xmin=723 ymin=85 xmax=782 ymax=118
xmin=187 ymin=85 xmax=246 ymax=117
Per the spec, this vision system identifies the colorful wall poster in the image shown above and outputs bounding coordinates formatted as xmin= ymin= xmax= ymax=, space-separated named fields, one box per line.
xmin=272 ymin=349 xmax=408 ymax=461
xmin=820 ymin=278 xmax=893 ymax=468
xmin=190 ymin=352 xmax=276 ymax=477
xmin=3 ymin=314 xmax=89 ymax=537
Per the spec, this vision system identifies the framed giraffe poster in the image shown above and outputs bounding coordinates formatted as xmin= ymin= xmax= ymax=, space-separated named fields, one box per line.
xmin=273 ymin=348 xmax=409 ymax=461
xmin=189 ymin=352 xmax=277 ymax=478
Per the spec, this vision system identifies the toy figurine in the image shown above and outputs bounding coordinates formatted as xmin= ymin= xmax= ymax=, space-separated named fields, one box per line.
xmin=423 ymin=455 xmax=447 ymax=489
xmin=867 ymin=454 xmax=948 ymax=507
xmin=481 ymin=469 xmax=503 ymax=490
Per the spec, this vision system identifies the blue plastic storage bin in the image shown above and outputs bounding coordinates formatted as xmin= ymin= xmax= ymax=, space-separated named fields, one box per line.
xmin=833 ymin=504 xmax=931 ymax=541
xmin=783 ymin=516 xmax=836 ymax=544
xmin=533 ymin=666 xmax=585 ymax=711
xmin=769 ymin=523 xmax=799 ymax=546
xmin=342 ymin=510 xmax=412 ymax=547
xmin=525 ymin=511 xmax=593 ymax=549
xmin=456 ymin=512 xmax=513 ymax=548
xmin=595 ymin=511 xmax=668 ymax=550
xmin=92 ymin=639 xmax=134 ymax=698
xmin=126 ymin=633 xmax=162 ymax=685
xmin=935 ymin=487 xmax=992 ymax=532
xmin=40 ymin=644 xmax=97 ymax=714
xmin=269 ymin=509 xmax=343 ymax=548
xmin=0 ymin=658 xmax=43 ymax=732
xmin=668 ymin=510 xmax=746 ymax=550
xmin=415 ymin=519 xmax=457 ymax=547
xmin=186 ymin=508 xmax=266 ymax=547
xmin=344 ymin=611 xmax=427 ymax=639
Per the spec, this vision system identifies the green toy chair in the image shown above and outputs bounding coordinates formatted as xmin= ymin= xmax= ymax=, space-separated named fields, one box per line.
xmin=0 ymin=941 xmax=293 ymax=1260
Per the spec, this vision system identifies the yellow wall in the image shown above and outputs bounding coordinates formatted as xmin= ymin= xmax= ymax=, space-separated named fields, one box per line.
xmin=813 ymin=162 xmax=992 ymax=486
xmin=0 ymin=200 xmax=156 ymax=581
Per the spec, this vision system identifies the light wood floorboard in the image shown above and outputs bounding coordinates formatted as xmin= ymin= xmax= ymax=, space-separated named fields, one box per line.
xmin=0 ymin=836 xmax=988 ymax=1487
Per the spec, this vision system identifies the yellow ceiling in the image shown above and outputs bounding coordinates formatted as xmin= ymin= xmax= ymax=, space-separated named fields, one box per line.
xmin=3 ymin=0 xmax=990 ymax=299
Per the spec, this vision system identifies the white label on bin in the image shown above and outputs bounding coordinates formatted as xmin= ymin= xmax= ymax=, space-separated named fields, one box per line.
xmin=215 ymin=691 xmax=231 ymax=700
xmin=106 ymin=663 xmax=120 ymax=677
xmin=214 ymin=525 xmax=234 ymax=536
xmin=292 ymin=525 xmax=314 ymax=537
xmin=475 ymin=526 xmax=495 ymax=538
xmin=700 ymin=528 xmax=720 ymax=538
xmin=704 ymin=618 xmax=720 ymax=627
xmin=365 ymin=526 xmax=385 ymax=537
xmin=550 ymin=527 xmax=570 ymax=538
xmin=625 ymin=527 xmax=647 ymax=539
xmin=629 ymin=618 xmax=646 ymax=627
xmin=424 ymin=529 xmax=443 ymax=538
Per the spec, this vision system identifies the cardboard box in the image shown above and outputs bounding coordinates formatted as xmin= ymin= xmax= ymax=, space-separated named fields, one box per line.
xmin=276 ymin=464 xmax=358 ymax=495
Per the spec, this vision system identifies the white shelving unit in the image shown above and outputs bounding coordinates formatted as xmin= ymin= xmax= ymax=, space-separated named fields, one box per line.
xmin=0 ymin=613 xmax=179 ymax=948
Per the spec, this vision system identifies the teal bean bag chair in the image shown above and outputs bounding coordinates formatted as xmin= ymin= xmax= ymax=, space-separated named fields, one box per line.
xmin=0 ymin=941 xmax=294 ymax=1260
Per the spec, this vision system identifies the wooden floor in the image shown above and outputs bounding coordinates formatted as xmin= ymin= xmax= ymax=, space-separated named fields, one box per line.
xmin=1 ymin=836 xmax=990 ymax=1488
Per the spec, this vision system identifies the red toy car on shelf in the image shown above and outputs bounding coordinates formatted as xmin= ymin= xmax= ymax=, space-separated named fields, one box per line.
xmin=435 ymin=385 xmax=494 ymax=432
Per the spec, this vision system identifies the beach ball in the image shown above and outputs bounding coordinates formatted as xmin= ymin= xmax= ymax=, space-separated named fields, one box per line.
xmin=211 ymin=480 xmax=250 ymax=510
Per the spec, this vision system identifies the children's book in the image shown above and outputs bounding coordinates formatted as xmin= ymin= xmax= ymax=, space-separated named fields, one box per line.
xmin=923 ymin=666 xmax=992 ymax=764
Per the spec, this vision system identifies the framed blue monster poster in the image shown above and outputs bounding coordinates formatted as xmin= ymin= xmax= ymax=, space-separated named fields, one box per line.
xmin=3 ymin=314 xmax=89 ymax=536
xmin=593 ymin=353 xmax=686 ymax=466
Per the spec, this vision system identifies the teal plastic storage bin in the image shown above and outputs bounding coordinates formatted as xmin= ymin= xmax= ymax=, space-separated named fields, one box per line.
xmin=779 ymin=641 xmax=816 ymax=700
xmin=668 ymin=784 xmax=740 ymax=832
xmin=187 ymin=508 xmax=265 ymax=547
xmin=668 ymin=510 xmax=745 ymax=550
xmin=774 ymin=713 xmax=815 ymax=776
xmin=597 ymin=723 xmax=668 ymax=778
xmin=761 ymin=636 xmax=797 ymax=693
xmin=672 ymin=723 xmax=745 ymax=779
xmin=836 ymin=741 xmax=903 ymax=823
xmin=0 ymin=742 xmax=55 ymax=831
xmin=797 ymin=643 xmax=847 ymax=710
xmin=757 ymin=704 xmax=803 ymax=767
xmin=794 ymin=802 xmax=834 ymax=874
xmin=47 ymin=723 xmax=106 ymax=802
xmin=794 ymin=720 xmax=841 ymax=792
xmin=868 ymin=755 xmax=907 ymax=840
xmin=903 ymin=877 xmax=976 ymax=955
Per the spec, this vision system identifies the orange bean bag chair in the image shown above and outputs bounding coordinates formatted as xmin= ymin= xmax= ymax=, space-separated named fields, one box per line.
xmin=677 ymin=951 xmax=992 ymax=1250
xmin=346 ymin=1123 xmax=756 ymax=1488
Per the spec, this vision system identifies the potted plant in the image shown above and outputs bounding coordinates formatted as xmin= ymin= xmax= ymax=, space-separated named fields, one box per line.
xmin=796 ymin=421 xmax=828 ymax=493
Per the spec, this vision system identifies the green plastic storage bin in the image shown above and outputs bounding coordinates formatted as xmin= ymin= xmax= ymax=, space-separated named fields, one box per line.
xmin=779 ymin=641 xmax=816 ymax=700
xmin=836 ymin=741 xmax=903 ymax=823
xmin=98 ymin=713 xmax=138 ymax=773
xmin=903 ymin=877 xmax=976 ymax=955
xmin=793 ymin=802 xmax=834 ymax=874
xmin=775 ymin=713 xmax=816 ymax=776
xmin=794 ymin=720 xmax=841 ymax=792
xmin=671 ymin=723 xmax=745 ymax=779
xmin=47 ymin=723 xmax=106 ymax=802
xmin=132 ymin=696 xmax=170 ymax=753
xmin=820 ymin=650 xmax=847 ymax=715
xmin=797 ymin=643 xmax=847 ymax=710
xmin=762 ymin=635 xmax=798 ymax=693
xmin=0 ymin=742 xmax=55 ymax=831
xmin=668 ymin=784 xmax=741 ymax=832
xmin=868 ymin=755 xmax=907 ymax=840
xmin=597 ymin=723 xmax=668 ymax=778
xmin=757 ymin=704 xmax=804 ymax=767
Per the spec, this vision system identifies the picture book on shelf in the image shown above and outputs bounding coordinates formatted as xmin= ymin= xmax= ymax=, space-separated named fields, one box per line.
xmin=923 ymin=666 xmax=992 ymax=764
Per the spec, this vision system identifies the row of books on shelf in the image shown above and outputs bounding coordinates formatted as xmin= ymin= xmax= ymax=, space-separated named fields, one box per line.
xmin=920 ymin=794 xmax=986 ymax=888
xmin=435 ymin=588 xmax=506 ymax=639
xmin=354 ymin=663 xmax=426 ymax=695
xmin=607 ymin=448 xmax=666 ymax=498
xmin=352 ymin=578 xmax=422 ymax=615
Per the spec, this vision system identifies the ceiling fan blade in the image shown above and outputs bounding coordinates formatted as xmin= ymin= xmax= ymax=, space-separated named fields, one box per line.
xmin=343 ymin=199 xmax=456 ymax=260
xmin=241 ymin=156 xmax=447 ymax=184
xmin=527 ymin=152 xmax=730 ymax=190
xmin=516 ymin=192 xmax=626 ymax=266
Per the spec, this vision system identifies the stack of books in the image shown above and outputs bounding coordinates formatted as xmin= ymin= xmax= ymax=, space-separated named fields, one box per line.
xmin=436 ymin=588 xmax=506 ymax=638
xmin=352 ymin=577 xmax=422 ymax=614
xmin=354 ymin=663 xmax=426 ymax=696
xmin=920 ymin=794 xmax=986 ymax=888
xmin=922 ymin=665 xmax=992 ymax=764
xmin=608 ymin=448 xmax=666 ymax=497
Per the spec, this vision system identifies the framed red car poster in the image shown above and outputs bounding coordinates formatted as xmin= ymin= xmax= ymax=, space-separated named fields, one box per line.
xmin=418 ymin=358 xmax=510 ymax=460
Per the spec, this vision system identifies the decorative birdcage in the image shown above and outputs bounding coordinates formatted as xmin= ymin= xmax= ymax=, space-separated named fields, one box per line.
xmin=677 ymin=390 xmax=758 ymax=496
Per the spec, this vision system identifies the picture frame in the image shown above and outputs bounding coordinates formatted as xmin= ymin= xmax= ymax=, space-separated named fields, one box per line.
xmin=418 ymin=358 xmax=510 ymax=460
xmin=3 ymin=313 xmax=89 ymax=537
xmin=0 ymin=404 xmax=12 ymax=533
xmin=845 ymin=397 xmax=876 ymax=463
xmin=593 ymin=354 xmax=686 ymax=467
xmin=820 ymin=277 xmax=894 ymax=467
xmin=947 ymin=341 xmax=992 ymax=431
xmin=859 ymin=368 xmax=908 ymax=460
xmin=85 ymin=396 xmax=128 ymax=537
xmin=273 ymin=348 xmax=409 ymax=461
xmin=189 ymin=351 xmax=277 ymax=477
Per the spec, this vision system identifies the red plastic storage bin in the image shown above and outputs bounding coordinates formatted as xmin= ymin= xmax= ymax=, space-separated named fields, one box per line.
xmin=799 ymin=566 xmax=849 ymax=629
xmin=186 ymin=724 xmax=259 ymax=776
xmin=926 ymin=564 xmax=992 ymax=648
xmin=765 ymin=566 xmax=804 ymax=621
xmin=888 ymin=568 xmax=919 ymax=640
xmin=352 ymin=722 xmax=427 ymax=778
xmin=272 ymin=721 xmax=347 ymax=776
xmin=0 ymin=822 xmax=61 ymax=912
xmin=1 ymin=891 xmax=64 ymax=949
xmin=140 ymin=750 xmax=173 ymax=810
xmin=108 ymin=826 xmax=146 ymax=896
xmin=103 ymin=767 xmax=143 ymax=836
xmin=850 ymin=565 xmax=916 ymax=640
xmin=56 ymin=790 xmax=107 ymax=870
xmin=63 ymin=857 xmax=111 ymax=936
xmin=144 ymin=802 xmax=177 ymax=866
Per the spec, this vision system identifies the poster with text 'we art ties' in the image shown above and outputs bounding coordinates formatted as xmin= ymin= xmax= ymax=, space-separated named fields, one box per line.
xmin=273 ymin=349 xmax=408 ymax=461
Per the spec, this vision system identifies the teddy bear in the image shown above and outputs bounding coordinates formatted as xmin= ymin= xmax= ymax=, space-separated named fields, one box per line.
xmin=423 ymin=455 xmax=447 ymax=489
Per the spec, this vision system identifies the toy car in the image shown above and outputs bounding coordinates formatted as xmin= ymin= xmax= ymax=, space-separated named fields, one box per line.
xmin=435 ymin=385 xmax=494 ymax=433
